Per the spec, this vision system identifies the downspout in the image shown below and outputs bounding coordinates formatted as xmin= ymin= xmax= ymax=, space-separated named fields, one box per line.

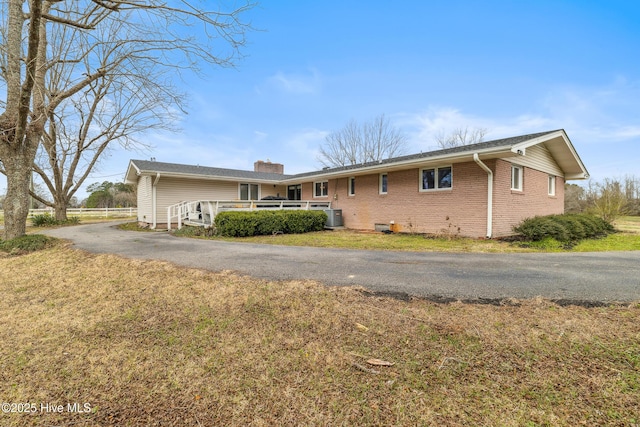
xmin=152 ymin=173 xmax=161 ymax=229
xmin=473 ymin=153 xmax=493 ymax=238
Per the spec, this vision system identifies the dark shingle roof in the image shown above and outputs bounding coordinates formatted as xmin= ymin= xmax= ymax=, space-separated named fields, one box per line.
xmin=130 ymin=159 xmax=294 ymax=181
xmin=290 ymin=130 xmax=561 ymax=179
xmin=130 ymin=130 xmax=564 ymax=182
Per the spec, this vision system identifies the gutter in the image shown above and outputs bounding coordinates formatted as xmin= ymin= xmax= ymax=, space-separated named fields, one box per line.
xmin=152 ymin=173 xmax=161 ymax=229
xmin=473 ymin=154 xmax=493 ymax=238
xmin=280 ymin=147 xmax=516 ymax=184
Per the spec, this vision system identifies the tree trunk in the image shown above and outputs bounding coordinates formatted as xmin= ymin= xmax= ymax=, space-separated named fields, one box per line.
xmin=2 ymin=151 xmax=34 ymax=240
xmin=54 ymin=200 xmax=68 ymax=222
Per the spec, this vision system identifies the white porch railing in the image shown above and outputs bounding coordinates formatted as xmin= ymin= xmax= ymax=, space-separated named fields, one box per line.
xmin=167 ymin=200 xmax=332 ymax=231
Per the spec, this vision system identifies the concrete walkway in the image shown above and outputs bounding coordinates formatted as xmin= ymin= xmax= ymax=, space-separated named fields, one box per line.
xmin=43 ymin=222 xmax=640 ymax=304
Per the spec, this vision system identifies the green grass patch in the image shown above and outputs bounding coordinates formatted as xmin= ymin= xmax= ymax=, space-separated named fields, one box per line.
xmin=196 ymin=229 xmax=532 ymax=253
xmin=117 ymin=221 xmax=157 ymax=232
xmin=0 ymin=234 xmax=60 ymax=255
xmin=573 ymin=232 xmax=640 ymax=252
xmin=171 ymin=228 xmax=640 ymax=253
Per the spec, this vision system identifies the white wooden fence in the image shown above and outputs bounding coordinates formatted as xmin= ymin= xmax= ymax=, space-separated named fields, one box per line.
xmin=0 ymin=207 xmax=137 ymax=220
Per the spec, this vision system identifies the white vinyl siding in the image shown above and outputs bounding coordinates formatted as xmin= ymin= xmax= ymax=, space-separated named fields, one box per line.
xmin=155 ymin=178 xmax=238 ymax=223
xmin=137 ymin=175 xmax=153 ymax=222
xmin=509 ymin=144 xmax=563 ymax=176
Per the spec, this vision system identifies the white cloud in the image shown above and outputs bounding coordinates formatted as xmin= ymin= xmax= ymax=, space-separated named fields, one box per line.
xmin=402 ymin=107 xmax=556 ymax=152
xmin=403 ymin=78 xmax=640 ymax=154
xmin=267 ymin=68 xmax=322 ymax=94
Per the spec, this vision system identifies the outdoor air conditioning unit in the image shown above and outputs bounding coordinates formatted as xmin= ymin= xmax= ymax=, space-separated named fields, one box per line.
xmin=324 ymin=209 xmax=343 ymax=227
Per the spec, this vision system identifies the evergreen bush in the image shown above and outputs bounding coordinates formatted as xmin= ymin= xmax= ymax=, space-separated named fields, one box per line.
xmin=215 ymin=210 xmax=327 ymax=237
xmin=513 ymin=213 xmax=614 ymax=242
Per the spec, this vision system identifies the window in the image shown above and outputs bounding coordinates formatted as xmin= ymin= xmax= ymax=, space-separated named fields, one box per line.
xmin=379 ymin=173 xmax=388 ymax=194
xmin=511 ymin=165 xmax=523 ymax=191
xmin=348 ymin=177 xmax=355 ymax=196
xmin=240 ymin=183 xmax=259 ymax=200
xmin=420 ymin=166 xmax=452 ymax=191
xmin=548 ymin=175 xmax=556 ymax=196
xmin=314 ymin=181 xmax=328 ymax=197
xmin=287 ymin=184 xmax=301 ymax=200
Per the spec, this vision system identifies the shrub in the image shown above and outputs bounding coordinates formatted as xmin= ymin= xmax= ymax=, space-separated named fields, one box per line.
xmin=215 ymin=210 xmax=327 ymax=237
xmin=215 ymin=211 xmax=258 ymax=237
xmin=283 ymin=210 xmax=327 ymax=234
xmin=67 ymin=216 xmax=81 ymax=225
xmin=513 ymin=213 xmax=614 ymax=242
xmin=0 ymin=235 xmax=59 ymax=254
xmin=30 ymin=213 xmax=82 ymax=227
xmin=31 ymin=213 xmax=59 ymax=227
xmin=255 ymin=211 xmax=287 ymax=235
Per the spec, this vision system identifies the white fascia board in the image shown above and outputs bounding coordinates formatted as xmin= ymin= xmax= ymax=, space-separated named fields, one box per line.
xmin=511 ymin=129 xmax=589 ymax=178
xmin=134 ymin=170 xmax=285 ymax=185
xmin=565 ymin=172 xmax=589 ymax=180
xmin=510 ymin=130 xmax=566 ymax=152
xmin=281 ymin=147 xmax=514 ymax=183
xmin=124 ymin=161 xmax=142 ymax=184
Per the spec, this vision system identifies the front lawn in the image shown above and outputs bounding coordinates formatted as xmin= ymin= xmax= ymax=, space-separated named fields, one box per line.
xmin=1 ymin=247 xmax=638 ymax=426
xmin=167 ymin=226 xmax=640 ymax=253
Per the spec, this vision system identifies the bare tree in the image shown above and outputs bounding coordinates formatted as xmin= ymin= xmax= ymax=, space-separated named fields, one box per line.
xmin=586 ymin=178 xmax=629 ymax=222
xmin=435 ymin=126 xmax=488 ymax=149
xmin=318 ymin=114 xmax=407 ymax=168
xmin=30 ymin=13 xmax=183 ymax=221
xmin=0 ymin=0 xmax=254 ymax=239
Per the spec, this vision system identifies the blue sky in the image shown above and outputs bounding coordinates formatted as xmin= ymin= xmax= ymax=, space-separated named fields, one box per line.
xmin=4 ymin=0 xmax=640 ymax=200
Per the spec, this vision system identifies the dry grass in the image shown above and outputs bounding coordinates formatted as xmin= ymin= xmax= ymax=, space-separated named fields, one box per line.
xmin=615 ymin=216 xmax=640 ymax=234
xmin=1 ymin=246 xmax=639 ymax=426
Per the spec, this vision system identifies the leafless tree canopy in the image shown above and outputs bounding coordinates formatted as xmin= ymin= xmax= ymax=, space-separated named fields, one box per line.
xmin=318 ymin=114 xmax=408 ymax=168
xmin=435 ymin=126 xmax=488 ymax=149
xmin=0 ymin=0 xmax=255 ymax=238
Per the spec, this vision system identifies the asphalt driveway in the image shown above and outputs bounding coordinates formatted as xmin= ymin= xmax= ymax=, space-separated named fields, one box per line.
xmin=43 ymin=222 xmax=640 ymax=304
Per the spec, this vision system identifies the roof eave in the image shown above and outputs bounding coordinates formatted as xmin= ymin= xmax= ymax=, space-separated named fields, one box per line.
xmin=132 ymin=169 xmax=286 ymax=184
xmin=511 ymin=129 xmax=589 ymax=179
xmin=281 ymin=146 xmax=515 ymax=183
xmin=124 ymin=161 xmax=141 ymax=184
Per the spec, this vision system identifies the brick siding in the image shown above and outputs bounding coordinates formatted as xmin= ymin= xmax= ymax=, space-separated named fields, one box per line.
xmin=492 ymin=159 xmax=564 ymax=236
xmin=300 ymin=159 xmax=565 ymax=238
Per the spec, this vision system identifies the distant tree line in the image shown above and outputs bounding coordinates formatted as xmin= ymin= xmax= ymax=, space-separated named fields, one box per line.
xmin=565 ymin=175 xmax=640 ymax=222
xmin=84 ymin=181 xmax=136 ymax=209
xmin=0 ymin=181 xmax=136 ymax=211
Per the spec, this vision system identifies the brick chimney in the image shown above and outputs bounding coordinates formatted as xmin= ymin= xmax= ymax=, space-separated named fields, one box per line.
xmin=254 ymin=160 xmax=284 ymax=174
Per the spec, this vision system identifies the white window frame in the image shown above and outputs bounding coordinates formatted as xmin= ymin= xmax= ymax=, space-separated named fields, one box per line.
xmin=239 ymin=183 xmax=260 ymax=200
xmin=548 ymin=175 xmax=556 ymax=196
xmin=419 ymin=165 xmax=453 ymax=192
xmin=348 ymin=177 xmax=355 ymax=196
xmin=511 ymin=165 xmax=523 ymax=191
xmin=313 ymin=181 xmax=328 ymax=198
xmin=379 ymin=173 xmax=388 ymax=195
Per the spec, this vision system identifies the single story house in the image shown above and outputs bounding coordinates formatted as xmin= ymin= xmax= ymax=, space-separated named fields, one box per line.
xmin=124 ymin=129 xmax=589 ymax=238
